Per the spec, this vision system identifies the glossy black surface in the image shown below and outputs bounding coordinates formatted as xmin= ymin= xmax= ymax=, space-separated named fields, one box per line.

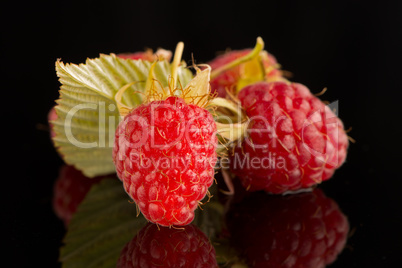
xmin=3 ymin=0 xmax=402 ymax=267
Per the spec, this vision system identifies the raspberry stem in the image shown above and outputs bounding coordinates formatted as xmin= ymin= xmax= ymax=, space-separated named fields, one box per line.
xmin=208 ymin=97 xmax=249 ymax=143
xmin=208 ymin=97 xmax=242 ymax=115
xmin=170 ymin=41 xmax=184 ymax=89
xmin=215 ymin=120 xmax=249 ymax=143
xmin=115 ymin=81 xmax=139 ymax=117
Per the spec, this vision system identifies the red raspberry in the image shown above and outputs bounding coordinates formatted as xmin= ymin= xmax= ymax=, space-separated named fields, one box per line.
xmin=230 ymin=81 xmax=348 ymax=194
xmin=226 ymin=188 xmax=349 ymax=268
xmin=117 ymin=51 xmax=153 ymax=60
xmin=117 ymin=223 xmax=217 ymax=268
xmin=208 ymin=49 xmax=282 ymax=97
xmin=48 ymin=106 xmax=57 ymax=138
xmin=113 ymin=96 xmax=217 ymax=226
xmin=52 ymin=165 xmax=102 ymax=226
xmin=117 ymin=49 xmax=172 ymax=61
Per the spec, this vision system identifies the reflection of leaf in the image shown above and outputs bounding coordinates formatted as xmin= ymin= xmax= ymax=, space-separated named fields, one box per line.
xmin=195 ymin=203 xmax=244 ymax=267
xmin=193 ymin=184 xmax=224 ymax=239
xmin=214 ymin=238 xmax=247 ymax=267
xmin=192 ymin=184 xmax=246 ymax=267
xmin=53 ymin=55 xmax=193 ymax=177
xmin=60 ymin=179 xmax=242 ymax=267
xmin=59 ymin=178 xmax=146 ymax=268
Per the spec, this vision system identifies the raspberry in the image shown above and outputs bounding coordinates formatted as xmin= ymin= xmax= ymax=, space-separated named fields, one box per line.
xmin=113 ymin=96 xmax=217 ymax=226
xmin=208 ymin=49 xmax=282 ymax=97
xmin=117 ymin=51 xmax=154 ymax=60
xmin=52 ymin=165 xmax=102 ymax=226
xmin=226 ymin=188 xmax=349 ymax=268
xmin=230 ymin=81 xmax=348 ymax=194
xmin=117 ymin=48 xmax=172 ymax=61
xmin=117 ymin=223 xmax=217 ymax=268
xmin=48 ymin=106 xmax=57 ymax=138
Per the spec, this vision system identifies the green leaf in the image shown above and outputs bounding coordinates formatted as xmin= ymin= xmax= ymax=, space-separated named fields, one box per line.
xmin=53 ymin=54 xmax=193 ymax=177
xmin=59 ymin=178 xmax=147 ymax=268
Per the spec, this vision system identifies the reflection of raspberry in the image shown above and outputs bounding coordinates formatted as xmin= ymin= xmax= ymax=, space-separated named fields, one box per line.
xmin=117 ymin=223 xmax=217 ymax=268
xmin=113 ymin=97 xmax=217 ymax=226
xmin=52 ymin=165 xmax=102 ymax=226
xmin=231 ymin=81 xmax=349 ymax=194
xmin=208 ymin=49 xmax=282 ymax=97
xmin=226 ymin=188 xmax=349 ymax=268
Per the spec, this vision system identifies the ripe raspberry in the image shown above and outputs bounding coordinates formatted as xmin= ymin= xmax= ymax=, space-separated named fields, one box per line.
xmin=52 ymin=165 xmax=102 ymax=226
xmin=208 ymin=49 xmax=283 ymax=97
xmin=48 ymin=106 xmax=57 ymax=138
xmin=117 ymin=223 xmax=217 ymax=268
xmin=230 ymin=81 xmax=348 ymax=194
xmin=117 ymin=48 xmax=172 ymax=61
xmin=113 ymin=96 xmax=217 ymax=226
xmin=117 ymin=51 xmax=154 ymax=60
xmin=226 ymin=188 xmax=349 ymax=268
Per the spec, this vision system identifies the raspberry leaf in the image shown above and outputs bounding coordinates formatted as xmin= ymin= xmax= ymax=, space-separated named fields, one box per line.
xmin=214 ymin=238 xmax=248 ymax=267
xmin=53 ymin=54 xmax=193 ymax=177
xmin=59 ymin=178 xmax=147 ymax=268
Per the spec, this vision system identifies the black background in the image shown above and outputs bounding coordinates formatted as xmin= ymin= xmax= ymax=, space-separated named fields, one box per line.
xmin=2 ymin=0 xmax=402 ymax=267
